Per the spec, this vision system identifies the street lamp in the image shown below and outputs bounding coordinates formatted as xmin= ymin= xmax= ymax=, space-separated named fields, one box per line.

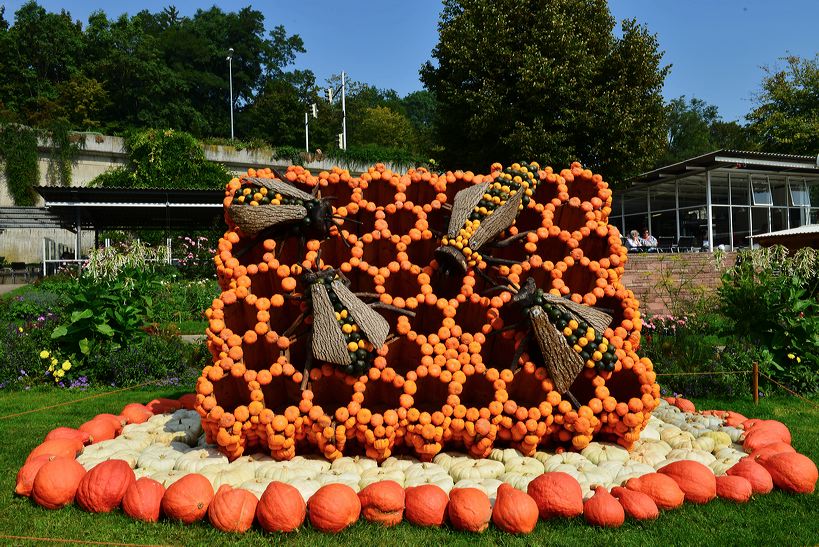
xmin=226 ymin=47 xmax=234 ymax=140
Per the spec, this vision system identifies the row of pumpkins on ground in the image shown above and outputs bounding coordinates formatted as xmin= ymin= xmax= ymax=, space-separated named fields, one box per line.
xmin=16 ymin=396 xmax=817 ymax=534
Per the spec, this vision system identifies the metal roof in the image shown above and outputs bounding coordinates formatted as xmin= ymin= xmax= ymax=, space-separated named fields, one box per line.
xmin=749 ymin=224 xmax=819 ymax=240
xmin=629 ymin=149 xmax=819 ymax=186
xmin=33 ymin=186 xmax=225 ymax=231
xmin=0 ymin=207 xmax=64 ymax=229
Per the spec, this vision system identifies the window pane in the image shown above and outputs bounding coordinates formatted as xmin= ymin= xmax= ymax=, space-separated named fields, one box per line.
xmin=679 ymin=207 xmax=706 ymax=247
xmin=730 ymin=173 xmax=749 ymax=205
xmin=623 ymin=187 xmax=647 ymax=215
xmin=790 ymin=207 xmax=807 ymax=228
xmin=769 ymin=175 xmax=788 ymax=206
xmin=751 ymin=207 xmax=769 ymax=238
xmin=712 ymin=206 xmax=731 ymax=248
xmin=710 ymin=172 xmax=730 ymax=205
xmin=648 ymin=183 xmax=676 ymax=211
xmin=732 ymin=207 xmax=750 ymax=249
xmin=789 ymin=177 xmax=811 ymax=206
xmin=650 ymin=210 xmax=677 ymax=247
xmin=751 ymin=175 xmax=772 ymax=206
xmin=677 ymin=175 xmax=706 ymax=208
xmin=810 ymin=209 xmax=819 ymax=224
xmin=770 ymin=207 xmax=788 ymax=232
xmin=624 ymin=214 xmax=649 ymax=235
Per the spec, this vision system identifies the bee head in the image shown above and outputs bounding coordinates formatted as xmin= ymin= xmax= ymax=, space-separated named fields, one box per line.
xmin=304 ymin=199 xmax=335 ymax=240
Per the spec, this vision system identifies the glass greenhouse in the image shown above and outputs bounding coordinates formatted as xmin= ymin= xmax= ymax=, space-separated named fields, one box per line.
xmin=615 ymin=150 xmax=819 ymax=251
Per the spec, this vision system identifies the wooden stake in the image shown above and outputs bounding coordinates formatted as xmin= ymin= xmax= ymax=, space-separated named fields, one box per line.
xmin=752 ymin=361 xmax=759 ymax=405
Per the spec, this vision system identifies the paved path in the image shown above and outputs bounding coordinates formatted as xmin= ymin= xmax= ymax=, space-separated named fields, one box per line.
xmin=0 ymin=283 xmax=26 ymax=295
xmin=181 ymin=334 xmax=206 ymax=344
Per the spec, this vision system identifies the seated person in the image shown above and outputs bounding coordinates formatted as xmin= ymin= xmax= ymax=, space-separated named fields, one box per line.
xmin=640 ymin=229 xmax=658 ymax=251
xmin=625 ymin=230 xmax=643 ymax=251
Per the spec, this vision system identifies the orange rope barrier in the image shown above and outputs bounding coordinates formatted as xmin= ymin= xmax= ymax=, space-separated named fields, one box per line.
xmin=0 ymin=380 xmax=172 ymax=421
xmin=654 ymin=370 xmax=752 ymax=377
xmin=0 ymin=535 xmax=173 ymax=547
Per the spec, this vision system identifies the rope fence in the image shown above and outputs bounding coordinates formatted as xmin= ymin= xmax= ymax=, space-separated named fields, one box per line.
xmin=0 ymin=535 xmax=172 ymax=547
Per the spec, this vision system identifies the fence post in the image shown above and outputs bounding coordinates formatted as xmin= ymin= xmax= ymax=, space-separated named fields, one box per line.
xmin=752 ymin=361 xmax=759 ymax=405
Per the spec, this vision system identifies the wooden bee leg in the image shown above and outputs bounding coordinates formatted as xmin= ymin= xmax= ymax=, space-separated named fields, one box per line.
xmin=474 ymin=266 xmax=502 ymax=290
xmin=486 ymin=321 xmax=523 ymax=337
xmin=300 ymin=335 xmax=314 ymax=391
xmin=509 ymin=331 xmax=530 ymax=372
xmin=368 ymin=303 xmax=416 ymax=317
xmin=385 ymin=335 xmax=401 ymax=346
xmin=281 ymin=311 xmax=307 ymax=339
xmin=481 ymin=255 xmax=523 ymax=266
xmin=489 ymin=230 xmax=534 ymax=248
xmin=564 ymin=390 xmax=582 ymax=410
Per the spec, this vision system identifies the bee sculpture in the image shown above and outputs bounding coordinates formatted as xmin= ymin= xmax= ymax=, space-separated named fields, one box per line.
xmin=435 ymin=162 xmax=539 ymax=274
xmin=501 ymin=277 xmax=618 ymax=408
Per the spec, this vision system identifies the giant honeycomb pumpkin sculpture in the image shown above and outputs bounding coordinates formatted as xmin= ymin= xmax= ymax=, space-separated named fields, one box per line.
xmin=196 ymin=161 xmax=660 ymax=463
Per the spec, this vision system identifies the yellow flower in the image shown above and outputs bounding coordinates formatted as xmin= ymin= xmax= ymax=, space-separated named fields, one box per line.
xmin=39 ymin=350 xmax=50 ymax=359
xmin=55 ymin=369 xmax=65 ymax=378
xmin=787 ymin=353 xmax=795 ymax=360
xmin=18 ymin=327 xmax=23 ymax=332
xmin=797 ymin=356 xmax=802 ymax=363
xmin=61 ymin=361 xmax=71 ymax=371
xmin=51 ymin=357 xmax=58 ymax=366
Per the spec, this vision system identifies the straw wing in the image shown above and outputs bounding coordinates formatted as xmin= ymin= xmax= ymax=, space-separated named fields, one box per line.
xmin=310 ymin=283 xmax=351 ymax=365
xmin=469 ymin=189 xmax=524 ymax=250
xmin=529 ymin=306 xmax=585 ymax=394
xmin=447 ymin=182 xmax=490 ymax=237
xmin=245 ymin=177 xmax=314 ymax=201
xmin=332 ymin=280 xmax=389 ymax=350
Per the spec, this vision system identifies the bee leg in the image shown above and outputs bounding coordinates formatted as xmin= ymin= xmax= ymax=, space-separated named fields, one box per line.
xmin=488 ymin=230 xmax=534 ymax=248
xmin=368 ymin=302 xmax=416 ymax=317
xmin=486 ymin=321 xmax=523 ymax=337
xmin=281 ymin=311 xmax=307 ymax=339
xmin=564 ymin=390 xmax=582 ymax=410
xmin=509 ymin=331 xmax=530 ymax=372
xmin=481 ymin=255 xmax=522 ymax=266
xmin=300 ymin=335 xmax=314 ymax=391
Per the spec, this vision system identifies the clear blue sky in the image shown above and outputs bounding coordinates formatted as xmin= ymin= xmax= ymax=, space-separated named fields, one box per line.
xmin=3 ymin=0 xmax=818 ymax=122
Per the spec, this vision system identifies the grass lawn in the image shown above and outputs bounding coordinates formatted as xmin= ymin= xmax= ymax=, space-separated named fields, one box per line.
xmin=0 ymin=387 xmax=817 ymax=546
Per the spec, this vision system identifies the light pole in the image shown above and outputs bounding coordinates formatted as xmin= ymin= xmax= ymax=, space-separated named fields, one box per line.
xmin=226 ymin=47 xmax=234 ymax=140
xmin=325 ymin=72 xmax=347 ymax=150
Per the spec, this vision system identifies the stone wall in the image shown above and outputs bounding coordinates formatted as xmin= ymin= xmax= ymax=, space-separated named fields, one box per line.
xmin=621 ymin=251 xmax=736 ymax=316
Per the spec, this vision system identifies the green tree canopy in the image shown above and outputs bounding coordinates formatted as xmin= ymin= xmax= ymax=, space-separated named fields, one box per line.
xmin=420 ymin=0 xmax=669 ymax=183
xmin=747 ymin=55 xmax=819 ymax=155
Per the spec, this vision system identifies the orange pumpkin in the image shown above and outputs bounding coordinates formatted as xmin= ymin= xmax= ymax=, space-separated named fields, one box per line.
xmin=625 ymin=473 xmax=685 ymax=510
xmin=715 ymin=475 xmax=753 ymax=503
xmin=76 ymin=459 xmax=135 ymax=513
xmin=658 ymin=460 xmax=716 ymax=504
xmin=749 ymin=441 xmax=796 ymax=463
xmin=358 ymin=480 xmax=405 ymax=526
xmin=31 ymin=457 xmax=86 ymax=510
xmin=610 ymin=486 xmax=659 ymax=520
xmin=161 ymin=473 xmax=215 ymax=523
xmin=120 ymin=403 xmax=152 ymax=424
xmin=122 ymin=477 xmax=165 ymax=522
xmin=405 ymin=484 xmax=448 ymax=527
xmin=208 ymin=485 xmax=258 ymax=533
xmin=584 ymin=486 xmax=625 ymax=528
xmin=527 ymin=472 xmax=583 ymax=519
xmin=92 ymin=413 xmax=126 ymax=434
xmin=256 ymin=481 xmax=306 ymax=532
xmin=44 ymin=427 xmax=91 ymax=445
xmin=492 ymin=483 xmax=539 ymax=534
xmin=743 ymin=421 xmax=791 ymax=452
xmin=726 ymin=459 xmax=773 ymax=494
xmin=308 ymin=483 xmax=361 ymax=533
xmin=15 ymin=455 xmax=54 ymax=497
xmin=762 ymin=452 xmax=818 ymax=494
xmin=78 ymin=419 xmax=117 ymax=444
xmin=146 ymin=398 xmax=183 ymax=414
xmin=448 ymin=488 xmax=492 ymax=533
xmin=26 ymin=438 xmax=84 ymax=463
xmin=178 ymin=393 xmax=198 ymax=410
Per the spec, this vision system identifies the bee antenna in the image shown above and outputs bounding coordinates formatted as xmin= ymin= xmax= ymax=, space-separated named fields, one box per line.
xmin=333 ymin=215 xmax=362 ymax=224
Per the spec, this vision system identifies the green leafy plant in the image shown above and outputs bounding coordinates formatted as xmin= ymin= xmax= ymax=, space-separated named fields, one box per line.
xmin=0 ymin=123 xmax=39 ymax=205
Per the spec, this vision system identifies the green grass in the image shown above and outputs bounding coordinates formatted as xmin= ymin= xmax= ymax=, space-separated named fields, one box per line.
xmin=0 ymin=388 xmax=817 ymax=546
xmin=161 ymin=320 xmax=208 ymax=335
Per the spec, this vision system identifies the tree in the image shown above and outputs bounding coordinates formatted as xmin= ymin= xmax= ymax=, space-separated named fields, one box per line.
xmin=747 ymin=55 xmax=819 ymax=155
xmin=356 ymin=106 xmax=418 ymax=150
xmin=420 ymin=0 xmax=669 ymax=183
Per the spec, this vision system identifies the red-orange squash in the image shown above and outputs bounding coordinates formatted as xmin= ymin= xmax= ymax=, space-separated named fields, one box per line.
xmin=92 ymin=413 xmax=126 ymax=434
xmin=749 ymin=442 xmax=796 ymax=463
xmin=664 ymin=397 xmax=695 ymax=413
xmin=120 ymin=403 xmax=152 ymax=424
xmin=610 ymin=486 xmax=659 ymax=520
xmin=743 ymin=421 xmax=791 ymax=451
xmin=26 ymin=438 xmax=84 ymax=463
xmin=208 ymin=485 xmax=258 ymax=533
xmin=15 ymin=455 xmax=54 ymax=496
xmin=448 ymin=488 xmax=491 ymax=532
xmin=715 ymin=475 xmax=753 ymax=503
xmin=178 ymin=393 xmax=198 ymax=410
xmin=308 ymin=483 xmax=361 ymax=533
xmin=161 ymin=473 xmax=215 ymax=523
xmin=492 ymin=483 xmax=538 ymax=534
xmin=44 ymin=427 xmax=92 ymax=445
xmin=405 ymin=484 xmax=448 ymax=527
xmin=762 ymin=452 xmax=818 ymax=494
xmin=527 ymin=472 xmax=583 ymax=519
xmin=76 ymin=459 xmax=135 ymax=513
xmin=122 ymin=477 xmax=165 ymax=522
xmin=726 ymin=459 xmax=773 ymax=494
xmin=584 ymin=486 xmax=625 ymax=528
xmin=658 ymin=460 xmax=716 ymax=504
xmin=625 ymin=473 xmax=685 ymax=510
xmin=147 ymin=398 xmax=183 ymax=414
xmin=358 ymin=480 xmax=405 ymax=526
xmin=79 ymin=419 xmax=117 ymax=444
xmin=256 ymin=481 xmax=306 ymax=532
xmin=31 ymin=457 xmax=87 ymax=510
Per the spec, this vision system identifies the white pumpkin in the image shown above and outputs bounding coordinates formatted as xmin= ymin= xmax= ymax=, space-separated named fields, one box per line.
xmin=404 ymin=462 xmax=447 ymax=480
xmin=577 ymin=468 xmax=611 ymax=488
xmin=614 ymin=462 xmax=656 ymax=484
xmin=330 ymin=456 xmax=378 ymax=474
xmin=664 ymin=448 xmax=716 ymax=466
xmin=449 ymin=458 xmax=505 ymax=481
xmin=499 ymin=471 xmax=538 ymax=491
xmin=317 ymin=469 xmax=360 ymax=491
xmin=150 ymin=469 xmax=190 ymax=487
xmin=106 ymin=450 xmax=141 ymax=469
xmin=137 ymin=445 xmax=187 ymax=472
xmin=76 ymin=456 xmax=106 ymax=471
xmin=147 ymin=414 xmax=174 ymax=427
xmin=238 ymin=478 xmax=274 ymax=500
xmin=359 ymin=468 xmax=405 ymax=489
xmin=596 ymin=460 xmax=626 ymax=479
xmin=432 ymin=452 xmax=470 ymax=470
xmin=533 ymin=450 xmax=557 ymax=465
xmin=200 ymin=463 xmax=255 ymax=490
xmin=488 ymin=448 xmax=524 ymax=463
xmin=709 ymin=456 xmax=743 ymax=476
xmin=255 ymin=462 xmax=316 ymax=482
xmin=296 ymin=456 xmax=332 ymax=474
xmin=719 ymin=426 xmax=744 ymax=443
xmin=231 ymin=453 xmax=275 ymax=470
xmin=173 ymin=447 xmax=229 ymax=472
xmin=542 ymin=452 xmax=591 ymax=472
xmin=453 ymin=478 xmax=503 ymax=506
xmin=629 ymin=440 xmax=673 ymax=466
xmin=115 ymin=431 xmax=155 ymax=450
xmin=692 ymin=436 xmax=716 ymax=453
xmin=132 ymin=467 xmax=152 ymax=480
xmin=660 ymin=428 xmax=697 ymax=449
xmin=289 ymin=478 xmax=322 ymax=502
xmin=404 ymin=471 xmax=454 ymax=492
xmin=381 ymin=456 xmax=420 ymax=471
xmin=639 ymin=426 xmax=661 ymax=441
xmin=715 ymin=447 xmax=746 ymax=461
xmin=547 ymin=464 xmax=581 ymax=480
xmin=503 ymin=457 xmax=544 ymax=475
xmin=153 ymin=429 xmax=197 ymax=447
xmin=581 ymin=442 xmax=630 ymax=465
xmin=121 ymin=422 xmax=159 ymax=435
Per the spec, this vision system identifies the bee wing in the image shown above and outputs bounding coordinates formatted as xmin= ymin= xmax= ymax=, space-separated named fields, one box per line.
xmin=310 ymin=283 xmax=352 ymax=366
xmin=447 ymin=182 xmax=490 ymax=237
xmin=228 ymin=204 xmax=307 ymax=236
xmin=541 ymin=293 xmax=612 ymax=335
xmin=528 ymin=306 xmax=585 ymax=394
xmin=468 ymin=189 xmax=524 ymax=250
xmin=245 ymin=177 xmax=315 ymax=202
xmin=332 ymin=280 xmax=390 ymax=349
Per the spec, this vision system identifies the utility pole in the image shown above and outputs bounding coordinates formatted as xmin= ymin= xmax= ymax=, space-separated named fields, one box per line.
xmin=305 ymin=112 xmax=309 ymax=153
xmin=226 ymin=48 xmax=234 ymax=140
xmin=341 ymin=71 xmax=347 ymax=150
